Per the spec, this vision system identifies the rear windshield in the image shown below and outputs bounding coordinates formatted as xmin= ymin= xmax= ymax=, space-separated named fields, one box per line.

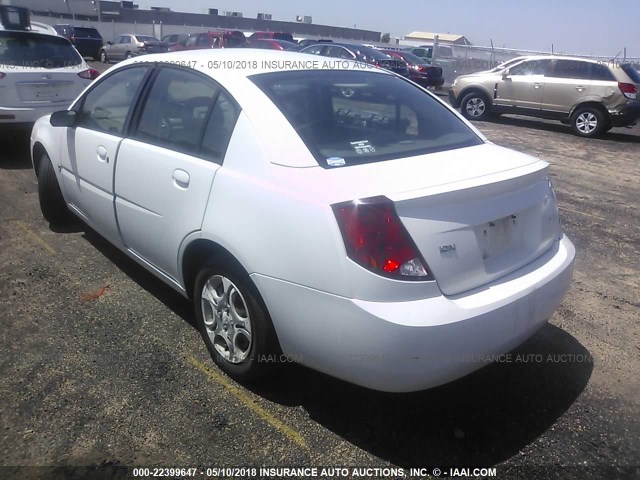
xmin=0 ymin=31 xmax=82 ymax=68
xmin=74 ymin=27 xmax=102 ymax=39
xmin=273 ymin=33 xmax=294 ymax=42
xmin=136 ymin=36 xmax=158 ymax=43
xmin=395 ymin=51 xmax=427 ymax=65
xmin=620 ymin=63 xmax=640 ymax=83
xmin=251 ymin=70 xmax=482 ymax=168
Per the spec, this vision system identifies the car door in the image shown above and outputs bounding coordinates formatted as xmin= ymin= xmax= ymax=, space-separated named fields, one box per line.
xmin=106 ymin=35 xmax=121 ymax=57
xmin=59 ymin=65 xmax=151 ymax=243
xmin=114 ymin=66 xmax=240 ymax=281
xmin=495 ymin=59 xmax=551 ymax=110
xmin=541 ymin=59 xmax=591 ymax=113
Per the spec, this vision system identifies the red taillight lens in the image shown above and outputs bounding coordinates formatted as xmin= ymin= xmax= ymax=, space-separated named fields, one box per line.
xmin=619 ymin=82 xmax=638 ymax=99
xmin=332 ymin=197 xmax=432 ymax=280
xmin=78 ymin=68 xmax=100 ymax=80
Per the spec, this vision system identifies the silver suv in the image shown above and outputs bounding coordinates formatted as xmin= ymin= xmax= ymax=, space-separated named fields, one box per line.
xmin=449 ymin=55 xmax=640 ymax=137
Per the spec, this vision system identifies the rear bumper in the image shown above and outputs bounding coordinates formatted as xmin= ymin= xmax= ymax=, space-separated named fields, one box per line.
xmin=609 ymin=102 xmax=640 ymax=127
xmin=252 ymin=235 xmax=575 ymax=392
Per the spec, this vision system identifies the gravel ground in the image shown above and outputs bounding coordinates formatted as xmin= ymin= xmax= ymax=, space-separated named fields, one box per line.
xmin=0 ymin=74 xmax=638 ymax=480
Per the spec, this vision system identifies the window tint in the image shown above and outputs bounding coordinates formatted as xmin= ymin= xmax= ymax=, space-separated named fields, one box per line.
xmin=201 ymin=91 xmax=240 ymax=164
xmin=251 ymin=70 xmax=482 ymax=168
xmin=77 ymin=67 xmax=148 ymax=134
xmin=508 ymin=59 xmax=550 ymax=75
xmin=0 ymin=31 xmax=82 ymax=67
xmin=589 ymin=63 xmax=615 ymax=81
xmin=302 ymin=45 xmax=324 ymax=55
xmin=549 ymin=60 xmax=591 ymax=80
xmin=327 ymin=46 xmax=354 ymax=59
xmin=135 ymin=68 xmax=218 ymax=155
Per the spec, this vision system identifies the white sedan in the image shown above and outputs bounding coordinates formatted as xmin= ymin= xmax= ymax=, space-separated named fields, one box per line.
xmin=30 ymin=49 xmax=575 ymax=392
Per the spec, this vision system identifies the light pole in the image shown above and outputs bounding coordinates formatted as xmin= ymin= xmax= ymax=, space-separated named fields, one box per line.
xmin=92 ymin=1 xmax=102 ymax=22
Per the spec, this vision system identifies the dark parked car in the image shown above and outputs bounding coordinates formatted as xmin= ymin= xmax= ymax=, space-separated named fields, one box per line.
xmin=300 ymin=43 xmax=410 ymax=78
xmin=249 ymin=31 xmax=295 ymax=43
xmin=381 ymin=49 xmax=444 ymax=87
xmin=161 ymin=33 xmax=190 ymax=47
xmin=169 ymin=31 xmax=247 ymax=51
xmin=54 ymin=24 xmax=103 ymax=60
xmin=297 ymin=38 xmax=333 ymax=49
xmin=247 ymin=39 xmax=300 ymax=51
xmin=99 ymin=34 xmax=168 ymax=62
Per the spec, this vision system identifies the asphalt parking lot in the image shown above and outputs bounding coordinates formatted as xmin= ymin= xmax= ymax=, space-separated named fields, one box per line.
xmin=1 ymin=64 xmax=639 ymax=479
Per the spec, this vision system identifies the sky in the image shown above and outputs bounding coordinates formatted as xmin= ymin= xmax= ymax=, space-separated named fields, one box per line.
xmin=135 ymin=0 xmax=640 ymax=57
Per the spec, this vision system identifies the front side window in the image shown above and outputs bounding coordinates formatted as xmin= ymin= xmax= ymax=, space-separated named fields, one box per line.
xmin=76 ymin=66 xmax=149 ymax=134
xmin=508 ymin=59 xmax=551 ymax=76
xmin=303 ymin=45 xmax=324 ymax=55
xmin=135 ymin=67 xmax=218 ymax=155
xmin=252 ymin=70 xmax=482 ymax=168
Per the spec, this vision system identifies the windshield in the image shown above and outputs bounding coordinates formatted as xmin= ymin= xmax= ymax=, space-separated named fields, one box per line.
xmin=0 ymin=31 xmax=82 ymax=68
xmin=251 ymin=70 xmax=482 ymax=168
xmin=488 ymin=57 xmax=526 ymax=72
xmin=396 ymin=51 xmax=428 ymax=65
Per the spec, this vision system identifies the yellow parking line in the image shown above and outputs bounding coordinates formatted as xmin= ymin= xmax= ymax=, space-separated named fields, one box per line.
xmin=558 ymin=206 xmax=605 ymax=222
xmin=186 ymin=355 xmax=308 ymax=449
xmin=15 ymin=221 xmax=57 ymax=255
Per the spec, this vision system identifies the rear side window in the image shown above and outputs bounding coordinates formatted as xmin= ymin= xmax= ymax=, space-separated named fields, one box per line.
xmin=0 ymin=31 xmax=82 ymax=67
xmin=135 ymin=67 xmax=218 ymax=155
xmin=200 ymin=91 xmax=240 ymax=164
xmin=589 ymin=63 xmax=616 ymax=81
xmin=251 ymin=70 xmax=482 ymax=168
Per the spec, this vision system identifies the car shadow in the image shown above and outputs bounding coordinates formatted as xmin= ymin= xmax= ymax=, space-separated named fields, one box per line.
xmin=75 ymin=225 xmax=592 ymax=468
xmin=480 ymin=115 xmax=640 ymax=143
xmin=0 ymin=128 xmax=33 ymax=169
xmin=249 ymin=324 xmax=593 ymax=467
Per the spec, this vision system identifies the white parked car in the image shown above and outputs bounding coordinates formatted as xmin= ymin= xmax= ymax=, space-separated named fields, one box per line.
xmin=0 ymin=29 xmax=99 ymax=125
xmin=31 ymin=50 xmax=575 ymax=392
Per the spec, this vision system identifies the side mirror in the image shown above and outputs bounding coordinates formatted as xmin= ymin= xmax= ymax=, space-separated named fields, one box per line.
xmin=107 ymin=41 xmax=113 ymax=45
xmin=502 ymin=69 xmax=511 ymax=79
xmin=50 ymin=110 xmax=77 ymax=127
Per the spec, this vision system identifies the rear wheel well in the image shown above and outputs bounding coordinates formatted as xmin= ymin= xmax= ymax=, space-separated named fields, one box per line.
xmin=571 ymin=102 xmax=609 ymax=120
xmin=182 ymin=239 xmax=247 ymax=300
xmin=32 ymin=142 xmax=47 ymax=178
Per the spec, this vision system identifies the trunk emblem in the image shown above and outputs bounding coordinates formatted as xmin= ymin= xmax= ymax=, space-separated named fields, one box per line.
xmin=439 ymin=244 xmax=457 ymax=254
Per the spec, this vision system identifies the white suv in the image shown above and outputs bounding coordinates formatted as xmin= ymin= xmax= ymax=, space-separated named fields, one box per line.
xmin=0 ymin=29 xmax=99 ymax=126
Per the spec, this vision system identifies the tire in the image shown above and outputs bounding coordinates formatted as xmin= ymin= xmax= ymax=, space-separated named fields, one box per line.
xmin=99 ymin=50 xmax=107 ymax=63
xmin=37 ymin=153 xmax=69 ymax=226
xmin=570 ymin=107 xmax=605 ymax=138
xmin=194 ymin=260 xmax=279 ymax=382
xmin=460 ymin=91 xmax=491 ymax=120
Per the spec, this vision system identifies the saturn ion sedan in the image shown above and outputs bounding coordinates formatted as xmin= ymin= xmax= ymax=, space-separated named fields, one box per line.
xmin=31 ymin=50 xmax=575 ymax=392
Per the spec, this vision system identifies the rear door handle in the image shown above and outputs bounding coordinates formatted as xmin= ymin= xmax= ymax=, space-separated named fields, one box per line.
xmin=172 ymin=169 xmax=190 ymax=189
xmin=97 ymin=145 xmax=109 ymax=163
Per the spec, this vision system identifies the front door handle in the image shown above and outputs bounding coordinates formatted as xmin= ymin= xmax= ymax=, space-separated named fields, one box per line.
xmin=575 ymin=86 xmax=585 ymax=91
xmin=97 ymin=145 xmax=109 ymax=163
xmin=172 ymin=169 xmax=190 ymax=189
xmin=533 ymin=83 xmax=541 ymax=89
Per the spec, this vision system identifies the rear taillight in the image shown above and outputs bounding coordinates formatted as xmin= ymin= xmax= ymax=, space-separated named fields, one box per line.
xmin=78 ymin=68 xmax=100 ymax=80
xmin=332 ymin=197 xmax=432 ymax=280
xmin=619 ymin=82 xmax=637 ymax=99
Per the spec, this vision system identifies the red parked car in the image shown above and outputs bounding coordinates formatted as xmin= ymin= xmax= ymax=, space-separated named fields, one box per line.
xmin=169 ymin=31 xmax=246 ymax=51
xmin=249 ymin=31 xmax=295 ymax=43
xmin=381 ymin=49 xmax=445 ymax=88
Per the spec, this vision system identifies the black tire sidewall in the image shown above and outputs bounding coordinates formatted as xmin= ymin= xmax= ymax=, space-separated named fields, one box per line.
xmin=193 ymin=261 xmax=277 ymax=381
xmin=37 ymin=153 xmax=69 ymax=226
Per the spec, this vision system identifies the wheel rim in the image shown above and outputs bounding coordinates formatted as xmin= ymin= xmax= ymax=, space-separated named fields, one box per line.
xmin=100 ymin=52 xmax=106 ymax=62
xmin=576 ymin=112 xmax=598 ymax=134
xmin=465 ymin=97 xmax=486 ymax=117
xmin=201 ymin=275 xmax=252 ymax=364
